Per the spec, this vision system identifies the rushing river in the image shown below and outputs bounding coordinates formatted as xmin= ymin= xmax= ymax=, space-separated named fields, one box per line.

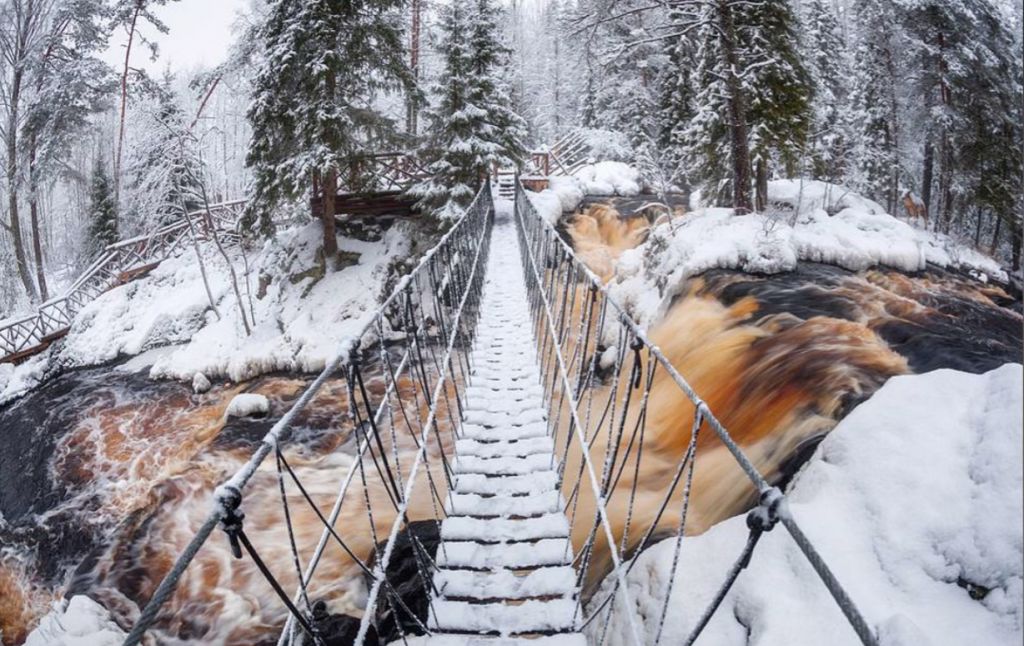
xmin=1 ymin=200 xmax=1020 ymax=644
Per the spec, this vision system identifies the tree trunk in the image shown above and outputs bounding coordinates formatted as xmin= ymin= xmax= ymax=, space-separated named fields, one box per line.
xmin=921 ymin=137 xmax=933 ymax=220
xmin=755 ymin=158 xmax=768 ymax=212
xmin=28 ymin=137 xmax=48 ymax=301
xmin=883 ymin=43 xmax=901 ymax=216
xmin=407 ymin=0 xmax=421 ymax=135
xmin=1011 ymin=215 xmax=1022 ymax=273
xmin=718 ymin=0 xmax=753 ymax=213
xmin=973 ymin=208 xmax=982 ymax=247
xmin=990 ymin=212 xmax=1002 ymax=256
xmin=114 ymin=4 xmax=143 ymax=208
xmin=7 ymin=66 xmax=38 ymax=301
xmin=321 ymin=168 xmax=339 ymax=257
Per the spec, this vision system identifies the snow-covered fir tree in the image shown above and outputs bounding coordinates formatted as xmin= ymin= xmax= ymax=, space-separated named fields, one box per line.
xmin=592 ymin=11 xmax=666 ymax=164
xmin=123 ymin=77 xmax=203 ymax=230
xmin=736 ymin=0 xmax=813 ymax=210
xmin=680 ymin=5 xmax=737 ymax=207
xmin=848 ymin=0 xmax=902 ymax=214
xmin=658 ymin=12 xmax=699 ymax=191
xmin=245 ymin=0 xmax=414 ymax=254
xmin=88 ymin=159 xmax=118 ymax=253
xmin=412 ymin=0 xmax=527 ymax=220
xmin=800 ymin=0 xmax=850 ymax=182
xmin=900 ymin=0 xmax=1021 ymax=245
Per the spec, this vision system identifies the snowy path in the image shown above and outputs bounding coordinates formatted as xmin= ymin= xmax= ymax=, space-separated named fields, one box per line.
xmin=420 ymin=219 xmax=585 ymax=645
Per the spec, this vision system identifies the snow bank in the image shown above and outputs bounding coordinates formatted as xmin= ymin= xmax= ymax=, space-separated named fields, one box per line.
xmin=53 ymin=220 xmax=414 ymax=383
xmin=24 ymin=596 xmax=126 ymax=646
xmin=0 ymin=351 xmax=50 ymax=405
xmin=574 ymin=161 xmax=641 ymax=196
xmin=596 ymin=363 xmax=1024 ymax=646
xmin=611 ymin=180 xmax=1009 ymax=326
xmin=225 ymin=393 xmax=270 ymax=418
xmin=524 ymin=162 xmax=641 ymax=225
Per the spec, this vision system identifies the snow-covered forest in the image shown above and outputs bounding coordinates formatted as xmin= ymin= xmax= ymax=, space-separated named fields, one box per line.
xmin=0 ymin=0 xmax=1022 ymax=321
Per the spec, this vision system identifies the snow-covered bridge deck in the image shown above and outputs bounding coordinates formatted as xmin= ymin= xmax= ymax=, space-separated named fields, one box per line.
xmin=422 ymin=220 xmax=584 ymax=644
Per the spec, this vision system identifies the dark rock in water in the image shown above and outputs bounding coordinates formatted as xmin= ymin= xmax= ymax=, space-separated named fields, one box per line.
xmin=366 ymin=520 xmax=442 ymax=644
xmin=308 ymin=601 xmax=377 ymax=646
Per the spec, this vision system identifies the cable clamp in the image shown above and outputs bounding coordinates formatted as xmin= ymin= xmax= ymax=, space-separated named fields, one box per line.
xmin=747 ymin=487 xmax=783 ymax=534
xmin=218 ymin=484 xmax=245 ymax=559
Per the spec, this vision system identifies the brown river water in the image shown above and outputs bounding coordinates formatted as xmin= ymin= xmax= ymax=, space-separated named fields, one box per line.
xmin=1 ymin=200 xmax=1020 ymax=644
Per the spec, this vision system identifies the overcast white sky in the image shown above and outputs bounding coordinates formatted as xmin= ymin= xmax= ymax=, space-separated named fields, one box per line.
xmin=101 ymin=0 xmax=248 ymax=75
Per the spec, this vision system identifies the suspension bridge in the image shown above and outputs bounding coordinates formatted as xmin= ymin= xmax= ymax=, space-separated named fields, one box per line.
xmin=99 ymin=173 xmax=883 ymax=645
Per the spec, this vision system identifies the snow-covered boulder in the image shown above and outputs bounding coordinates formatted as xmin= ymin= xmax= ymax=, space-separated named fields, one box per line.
xmin=574 ymin=161 xmax=641 ymax=196
xmin=595 ymin=363 xmax=1024 ymax=646
xmin=192 ymin=371 xmax=211 ymax=394
xmin=24 ymin=596 xmax=126 ymax=646
xmin=225 ymin=393 xmax=270 ymax=418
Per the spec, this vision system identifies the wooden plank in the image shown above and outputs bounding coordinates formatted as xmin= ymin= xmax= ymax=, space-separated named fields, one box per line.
xmin=310 ymin=190 xmax=420 ymax=220
xmin=2 ymin=328 xmax=69 ymax=365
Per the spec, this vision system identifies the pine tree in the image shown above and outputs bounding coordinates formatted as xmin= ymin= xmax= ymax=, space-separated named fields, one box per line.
xmin=801 ymin=0 xmax=849 ymax=182
xmin=88 ymin=160 xmax=118 ymax=253
xmin=245 ymin=0 xmax=414 ymax=254
xmin=411 ymin=0 xmax=526 ymax=220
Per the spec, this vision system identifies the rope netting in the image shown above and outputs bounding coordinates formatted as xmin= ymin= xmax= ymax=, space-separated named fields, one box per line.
xmin=512 ymin=181 xmax=880 ymax=646
xmin=122 ymin=183 xmax=494 ymax=646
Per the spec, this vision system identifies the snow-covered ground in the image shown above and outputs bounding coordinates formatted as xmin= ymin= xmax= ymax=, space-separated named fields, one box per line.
xmin=528 ymin=174 xmax=1009 ymax=327
xmin=23 ymin=596 xmax=125 ymax=646
xmin=595 ymin=363 xmax=1024 ymax=646
xmin=0 ymin=220 xmax=417 ymax=403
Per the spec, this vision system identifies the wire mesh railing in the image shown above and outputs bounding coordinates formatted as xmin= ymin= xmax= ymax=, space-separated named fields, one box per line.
xmin=0 ymin=199 xmax=246 ymax=361
xmin=512 ymin=181 xmax=880 ymax=646
xmin=121 ymin=183 xmax=494 ymax=646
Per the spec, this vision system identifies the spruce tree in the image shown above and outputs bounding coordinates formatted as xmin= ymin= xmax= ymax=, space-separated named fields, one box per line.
xmin=88 ymin=160 xmax=118 ymax=253
xmin=659 ymin=17 xmax=699 ymax=191
xmin=468 ymin=0 xmax=528 ymax=169
xmin=736 ymin=0 xmax=813 ymax=210
xmin=411 ymin=0 xmax=526 ymax=220
xmin=680 ymin=9 xmax=735 ymax=206
xmin=245 ymin=0 xmax=414 ymax=255
xmin=801 ymin=0 xmax=849 ymax=182
xmin=848 ymin=0 xmax=902 ymax=214
xmin=901 ymin=0 xmax=1021 ymax=243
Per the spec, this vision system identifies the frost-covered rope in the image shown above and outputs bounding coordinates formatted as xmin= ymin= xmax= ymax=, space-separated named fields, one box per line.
xmin=513 ymin=182 xmax=880 ymax=646
xmin=123 ymin=185 xmax=493 ymax=646
xmin=514 ymin=192 xmax=645 ymax=646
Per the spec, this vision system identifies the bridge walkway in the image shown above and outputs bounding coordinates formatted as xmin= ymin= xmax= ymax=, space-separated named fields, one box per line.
xmin=422 ymin=217 xmax=584 ymax=644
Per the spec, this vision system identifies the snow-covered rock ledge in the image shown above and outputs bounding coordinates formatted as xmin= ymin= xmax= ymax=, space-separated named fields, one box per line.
xmin=23 ymin=595 xmax=126 ymax=646
xmin=0 ymin=221 xmax=417 ymax=403
xmin=595 ymin=363 xmax=1024 ymax=646
xmin=609 ymin=180 xmax=1008 ymax=326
